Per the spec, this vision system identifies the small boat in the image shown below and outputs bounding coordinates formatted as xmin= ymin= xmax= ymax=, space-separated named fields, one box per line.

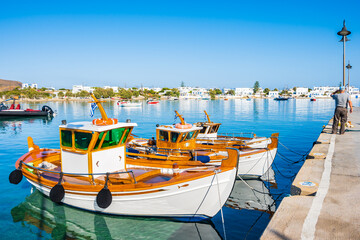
xmin=0 ymin=97 xmax=54 ymax=117
xmin=274 ymin=97 xmax=289 ymax=101
xmin=146 ymin=100 xmax=160 ymax=104
xmin=117 ymin=101 xmax=142 ymax=107
xmin=195 ymin=111 xmax=274 ymax=149
xmin=310 ymin=98 xmax=316 ymax=102
xmin=127 ymin=111 xmax=278 ymax=178
xmin=9 ymin=94 xmax=238 ymax=220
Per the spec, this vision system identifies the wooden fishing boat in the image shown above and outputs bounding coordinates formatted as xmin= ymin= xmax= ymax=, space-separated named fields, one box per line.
xmin=127 ymin=111 xmax=278 ymax=178
xmin=0 ymin=97 xmax=54 ymax=117
xmin=9 ymin=94 xmax=238 ymax=220
xmin=194 ymin=110 xmax=273 ymax=149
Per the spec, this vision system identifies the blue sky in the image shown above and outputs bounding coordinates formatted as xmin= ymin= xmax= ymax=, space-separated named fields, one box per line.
xmin=0 ymin=1 xmax=359 ymax=89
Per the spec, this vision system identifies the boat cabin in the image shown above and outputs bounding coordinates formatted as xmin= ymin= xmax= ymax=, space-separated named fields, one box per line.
xmin=156 ymin=124 xmax=202 ymax=150
xmin=59 ymin=121 xmax=137 ymax=175
xmin=194 ymin=110 xmax=221 ymax=139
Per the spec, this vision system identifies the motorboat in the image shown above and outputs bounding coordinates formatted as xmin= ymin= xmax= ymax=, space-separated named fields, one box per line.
xmin=310 ymin=98 xmax=316 ymax=102
xmin=127 ymin=111 xmax=278 ymax=178
xmin=117 ymin=101 xmax=142 ymax=107
xmin=274 ymin=97 xmax=289 ymax=101
xmin=9 ymin=94 xmax=238 ymax=220
xmin=146 ymin=100 xmax=159 ymax=104
xmin=0 ymin=97 xmax=54 ymax=117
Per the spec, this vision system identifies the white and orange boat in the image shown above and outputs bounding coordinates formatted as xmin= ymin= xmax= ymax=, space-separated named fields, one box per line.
xmin=9 ymin=94 xmax=238 ymax=220
xmin=146 ymin=99 xmax=160 ymax=104
xmin=195 ymin=110 xmax=273 ymax=149
xmin=127 ymin=111 xmax=278 ymax=178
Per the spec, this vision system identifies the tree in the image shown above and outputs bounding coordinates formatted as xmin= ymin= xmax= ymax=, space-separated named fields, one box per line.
xmin=253 ymin=81 xmax=260 ymax=94
xmin=273 ymin=88 xmax=278 ymax=91
xmin=181 ymin=81 xmax=185 ymax=87
xmin=227 ymin=90 xmax=235 ymax=96
xmin=58 ymin=91 xmax=65 ymax=98
xmin=263 ymin=88 xmax=270 ymax=95
xmin=293 ymin=87 xmax=297 ymax=92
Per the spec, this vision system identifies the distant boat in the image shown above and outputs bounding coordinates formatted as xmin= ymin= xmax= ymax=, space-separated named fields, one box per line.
xmin=117 ymin=101 xmax=142 ymax=107
xmin=310 ymin=98 xmax=316 ymax=102
xmin=146 ymin=100 xmax=160 ymax=104
xmin=274 ymin=97 xmax=289 ymax=101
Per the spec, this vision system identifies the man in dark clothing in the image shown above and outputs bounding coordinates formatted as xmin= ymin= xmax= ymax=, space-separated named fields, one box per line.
xmin=331 ymin=87 xmax=353 ymax=134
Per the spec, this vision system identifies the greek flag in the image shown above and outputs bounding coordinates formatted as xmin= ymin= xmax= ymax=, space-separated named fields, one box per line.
xmin=90 ymin=103 xmax=97 ymax=117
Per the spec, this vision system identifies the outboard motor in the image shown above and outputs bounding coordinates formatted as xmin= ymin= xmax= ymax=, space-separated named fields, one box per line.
xmin=42 ymin=105 xmax=54 ymax=115
xmin=0 ymin=103 xmax=8 ymax=110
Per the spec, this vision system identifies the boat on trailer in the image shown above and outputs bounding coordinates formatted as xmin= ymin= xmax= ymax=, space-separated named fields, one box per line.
xmin=127 ymin=111 xmax=278 ymax=178
xmin=9 ymin=94 xmax=238 ymax=220
xmin=0 ymin=97 xmax=54 ymax=117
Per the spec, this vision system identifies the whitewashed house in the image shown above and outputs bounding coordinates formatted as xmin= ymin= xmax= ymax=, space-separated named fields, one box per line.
xmin=295 ymin=87 xmax=309 ymax=96
xmin=268 ymin=91 xmax=279 ymax=98
xmin=72 ymin=85 xmax=95 ymax=94
xmin=235 ymin=88 xmax=253 ymax=97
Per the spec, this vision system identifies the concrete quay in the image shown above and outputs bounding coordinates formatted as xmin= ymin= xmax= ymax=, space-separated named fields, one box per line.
xmin=261 ymin=107 xmax=360 ymax=239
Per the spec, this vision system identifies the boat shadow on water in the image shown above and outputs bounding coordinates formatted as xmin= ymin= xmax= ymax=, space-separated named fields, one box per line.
xmin=11 ymin=189 xmax=222 ymax=240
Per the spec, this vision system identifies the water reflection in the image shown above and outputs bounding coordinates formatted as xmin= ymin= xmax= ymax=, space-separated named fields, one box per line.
xmin=0 ymin=116 xmax=53 ymax=135
xmin=11 ymin=190 xmax=222 ymax=240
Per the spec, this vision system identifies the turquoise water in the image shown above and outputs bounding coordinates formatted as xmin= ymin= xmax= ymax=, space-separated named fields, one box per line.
xmin=1 ymin=98 xmax=358 ymax=239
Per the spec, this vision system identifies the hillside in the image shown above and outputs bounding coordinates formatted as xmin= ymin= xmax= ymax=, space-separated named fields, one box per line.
xmin=0 ymin=79 xmax=22 ymax=91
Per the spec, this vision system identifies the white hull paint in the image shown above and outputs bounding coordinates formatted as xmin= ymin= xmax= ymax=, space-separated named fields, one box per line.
xmin=27 ymin=168 xmax=237 ymax=219
xmin=208 ymin=148 xmax=277 ymax=178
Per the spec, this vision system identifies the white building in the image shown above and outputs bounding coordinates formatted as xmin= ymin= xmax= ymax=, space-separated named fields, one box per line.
xmin=72 ymin=85 xmax=95 ymax=94
xmin=22 ymin=83 xmax=38 ymax=89
xmin=235 ymin=88 xmax=253 ymax=97
xmin=295 ymin=87 xmax=309 ymax=96
xmin=349 ymin=86 xmax=359 ymax=95
xmin=268 ymin=91 xmax=279 ymax=98
xmin=177 ymin=87 xmax=209 ymax=98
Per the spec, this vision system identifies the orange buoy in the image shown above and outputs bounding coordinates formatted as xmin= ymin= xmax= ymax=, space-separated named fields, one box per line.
xmin=92 ymin=118 xmax=118 ymax=126
xmin=175 ymin=123 xmax=192 ymax=129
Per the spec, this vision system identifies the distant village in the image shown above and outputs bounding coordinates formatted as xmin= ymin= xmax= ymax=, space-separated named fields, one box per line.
xmin=1 ymin=80 xmax=359 ymax=100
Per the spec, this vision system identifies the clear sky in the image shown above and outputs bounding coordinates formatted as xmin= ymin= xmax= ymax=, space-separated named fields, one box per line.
xmin=1 ymin=1 xmax=359 ymax=89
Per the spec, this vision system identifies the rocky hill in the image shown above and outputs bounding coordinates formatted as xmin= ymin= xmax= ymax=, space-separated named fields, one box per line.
xmin=0 ymin=79 xmax=22 ymax=91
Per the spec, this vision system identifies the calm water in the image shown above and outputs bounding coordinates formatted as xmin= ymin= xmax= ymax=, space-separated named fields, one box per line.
xmin=1 ymin=98 xmax=359 ymax=239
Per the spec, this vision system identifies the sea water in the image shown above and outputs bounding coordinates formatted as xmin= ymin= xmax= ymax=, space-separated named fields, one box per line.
xmin=1 ymin=98 xmax=358 ymax=239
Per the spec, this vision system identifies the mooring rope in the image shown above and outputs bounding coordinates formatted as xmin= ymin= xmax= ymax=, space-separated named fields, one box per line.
xmin=215 ymin=170 xmax=227 ymax=240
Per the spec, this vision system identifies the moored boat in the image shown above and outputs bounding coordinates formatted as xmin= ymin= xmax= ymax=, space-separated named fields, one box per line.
xmin=146 ymin=99 xmax=159 ymax=104
xmin=0 ymin=97 xmax=54 ymax=117
xmin=117 ymin=101 xmax=142 ymax=107
xmin=127 ymin=111 xmax=278 ymax=178
xmin=9 ymin=94 xmax=238 ymax=220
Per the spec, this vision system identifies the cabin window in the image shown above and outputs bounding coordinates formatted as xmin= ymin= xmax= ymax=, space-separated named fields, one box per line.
xmin=61 ymin=130 xmax=72 ymax=147
xmin=214 ymin=125 xmax=220 ymax=132
xmin=209 ymin=126 xmax=217 ymax=133
xmin=102 ymin=128 xmax=125 ymax=148
xmin=179 ymin=133 xmax=187 ymax=142
xmin=170 ymin=132 xmax=179 ymax=143
xmin=94 ymin=132 xmax=105 ymax=149
xmin=194 ymin=130 xmax=199 ymax=139
xmin=199 ymin=126 xmax=207 ymax=133
xmin=121 ymin=128 xmax=131 ymax=144
xmin=159 ymin=130 xmax=169 ymax=142
xmin=74 ymin=131 xmax=93 ymax=150
xmin=185 ymin=131 xmax=195 ymax=141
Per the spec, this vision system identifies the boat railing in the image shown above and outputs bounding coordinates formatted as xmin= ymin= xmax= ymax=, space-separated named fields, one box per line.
xmin=19 ymin=160 xmax=138 ymax=184
xmin=216 ymin=132 xmax=255 ymax=138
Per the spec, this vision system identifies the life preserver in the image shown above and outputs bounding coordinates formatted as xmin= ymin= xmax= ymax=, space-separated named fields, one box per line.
xmin=175 ymin=123 xmax=192 ymax=129
xmin=92 ymin=118 xmax=118 ymax=126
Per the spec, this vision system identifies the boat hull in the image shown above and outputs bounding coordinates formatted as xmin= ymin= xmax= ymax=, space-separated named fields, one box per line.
xmin=27 ymin=167 xmax=237 ymax=219
xmin=0 ymin=110 xmax=49 ymax=117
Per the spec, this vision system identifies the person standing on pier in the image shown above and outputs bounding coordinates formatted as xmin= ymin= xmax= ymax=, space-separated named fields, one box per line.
xmin=331 ymin=86 xmax=353 ymax=134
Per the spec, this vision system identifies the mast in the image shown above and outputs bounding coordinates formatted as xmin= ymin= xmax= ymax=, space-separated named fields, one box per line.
xmin=90 ymin=93 xmax=108 ymax=120
xmin=204 ymin=110 xmax=212 ymax=123
xmin=174 ymin=110 xmax=185 ymax=125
